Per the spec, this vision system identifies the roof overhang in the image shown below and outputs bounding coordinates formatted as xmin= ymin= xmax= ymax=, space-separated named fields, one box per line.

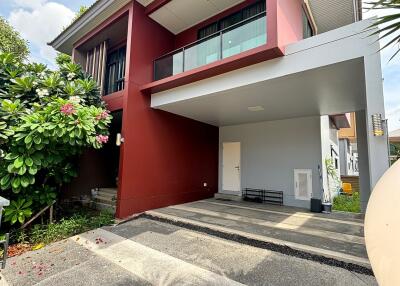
xmin=151 ymin=58 xmax=366 ymax=127
xmin=331 ymin=113 xmax=352 ymax=129
xmin=49 ymin=0 xmax=131 ymax=54
xmin=142 ymin=0 xmax=361 ymax=35
xmin=50 ymin=0 xmax=362 ymax=54
xmin=307 ymin=0 xmax=362 ymax=33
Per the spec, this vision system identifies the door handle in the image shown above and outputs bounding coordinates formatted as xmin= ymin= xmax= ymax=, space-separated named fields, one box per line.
xmin=235 ymin=166 xmax=240 ymax=170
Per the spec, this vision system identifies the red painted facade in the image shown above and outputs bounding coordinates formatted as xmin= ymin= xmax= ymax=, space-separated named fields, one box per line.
xmin=116 ymin=2 xmax=219 ymax=218
xmin=71 ymin=0 xmax=306 ymax=218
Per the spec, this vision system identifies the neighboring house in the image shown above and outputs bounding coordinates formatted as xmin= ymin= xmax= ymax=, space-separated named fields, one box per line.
xmin=389 ymin=129 xmax=400 ymax=164
xmin=338 ymin=112 xmax=360 ymax=193
xmin=50 ymin=0 xmax=389 ymax=218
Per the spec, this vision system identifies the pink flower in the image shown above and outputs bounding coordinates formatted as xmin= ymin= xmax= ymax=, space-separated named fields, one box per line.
xmin=96 ymin=110 xmax=109 ymax=121
xmin=60 ymin=103 xmax=76 ymax=115
xmin=96 ymin=135 xmax=109 ymax=144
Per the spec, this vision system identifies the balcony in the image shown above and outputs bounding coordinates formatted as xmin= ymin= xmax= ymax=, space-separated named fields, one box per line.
xmin=154 ymin=12 xmax=267 ymax=81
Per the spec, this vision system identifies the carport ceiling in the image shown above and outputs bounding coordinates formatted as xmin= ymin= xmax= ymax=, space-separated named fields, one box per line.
xmin=154 ymin=58 xmax=366 ymax=126
xmin=308 ymin=0 xmax=358 ymax=33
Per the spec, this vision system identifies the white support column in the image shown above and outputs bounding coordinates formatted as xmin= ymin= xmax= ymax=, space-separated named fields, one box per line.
xmin=357 ymin=52 xmax=390 ymax=212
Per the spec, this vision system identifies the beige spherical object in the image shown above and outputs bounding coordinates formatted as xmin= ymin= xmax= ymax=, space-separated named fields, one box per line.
xmin=365 ymin=160 xmax=400 ymax=285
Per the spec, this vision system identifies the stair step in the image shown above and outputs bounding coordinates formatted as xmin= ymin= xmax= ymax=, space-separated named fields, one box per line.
xmin=93 ymin=202 xmax=116 ymax=213
xmin=97 ymin=191 xmax=117 ymax=199
xmin=95 ymin=195 xmax=116 ymax=205
xmin=97 ymin=188 xmax=118 ymax=195
xmin=214 ymin=193 xmax=242 ymax=202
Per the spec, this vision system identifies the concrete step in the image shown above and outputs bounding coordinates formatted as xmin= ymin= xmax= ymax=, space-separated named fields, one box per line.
xmin=97 ymin=188 xmax=118 ymax=195
xmin=95 ymin=195 xmax=117 ymax=205
xmin=169 ymin=204 xmax=365 ymax=244
xmin=97 ymin=191 xmax=117 ymax=200
xmin=146 ymin=205 xmax=370 ymax=269
xmin=214 ymin=193 xmax=242 ymax=201
xmin=93 ymin=202 xmax=116 ymax=213
xmin=190 ymin=200 xmax=364 ymax=236
xmin=205 ymin=198 xmax=365 ymax=224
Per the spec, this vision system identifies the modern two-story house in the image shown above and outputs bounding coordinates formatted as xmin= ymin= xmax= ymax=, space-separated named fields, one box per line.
xmin=50 ymin=0 xmax=389 ymax=218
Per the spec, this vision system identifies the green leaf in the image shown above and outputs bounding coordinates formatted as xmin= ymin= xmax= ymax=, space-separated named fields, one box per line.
xmin=20 ymin=176 xmax=29 ymax=188
xmin=18 ymin=215 xmax=25 ymax=224
xmin=33 ymin=136 xmax=42 ymax=144
xmin=28 ymin=166 xmax=38 ymax=175
xmin=11 ymin=215 xmax=17 ymax=225
xmin=4 ymin=153 xmax=18 ymax=160
xmin=24 ymin=135 xmax=32 ymax=144
xmin=11 ymin=177 xmax=20 ymax=189
xmin=18 ymin=165 xmax=26 ymax=175
xmin=25 ymin=157 xmax=33 ymax=167
xmin=0 ymin=174 xmax=11 ymax=186
xmin=13 ymin=157 xmax=24 ymax=168
xmin=7 ymin=164 xmax=15 ymax=173
xmin=22 ymin=199 xmax=32 ymax=208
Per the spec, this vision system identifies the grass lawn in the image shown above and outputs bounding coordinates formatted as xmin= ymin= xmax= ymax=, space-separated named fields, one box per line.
xmin=333 ymin=192 xmax=361 ymax=213
xmin=3 ymin=208 xmax=114 ymax=257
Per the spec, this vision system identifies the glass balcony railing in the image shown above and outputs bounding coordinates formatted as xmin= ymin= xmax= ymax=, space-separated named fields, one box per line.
xmin=154 ymin=12 xmax=267 ymax=81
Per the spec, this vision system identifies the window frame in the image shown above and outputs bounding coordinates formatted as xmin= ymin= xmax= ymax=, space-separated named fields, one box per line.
xmin=197 ymin=1 xmax=266 ymax=40
xmin=104 ymin=45 xmax=127 ymax=96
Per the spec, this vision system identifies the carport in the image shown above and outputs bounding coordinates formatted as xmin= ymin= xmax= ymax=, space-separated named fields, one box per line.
xmin=150 ymin=19 xmax=389 ymax=212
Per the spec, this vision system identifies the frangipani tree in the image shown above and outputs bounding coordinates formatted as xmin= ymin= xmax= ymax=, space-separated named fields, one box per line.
xmin=0 ymin=52 xmax=111 ymax=225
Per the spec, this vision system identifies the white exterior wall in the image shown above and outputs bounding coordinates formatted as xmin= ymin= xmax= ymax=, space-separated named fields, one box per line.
xmin=219 ymin=116 xmax=322 ymax=208
xmin=320 ymin=116 xmax=341 ymax=200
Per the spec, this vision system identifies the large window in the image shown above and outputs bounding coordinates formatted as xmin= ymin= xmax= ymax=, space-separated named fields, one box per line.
xmin=105 ymin=46 xmax=126 ymax=95
xmin=198 ymin=1 xmax=266 ymax=39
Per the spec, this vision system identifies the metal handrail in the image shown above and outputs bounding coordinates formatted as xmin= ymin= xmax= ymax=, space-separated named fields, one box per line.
xmin=154 ymin=11 xmax=267 ymax=62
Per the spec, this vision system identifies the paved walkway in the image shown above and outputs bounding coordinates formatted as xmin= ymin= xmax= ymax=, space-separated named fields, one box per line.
xmin=1 ymin=215 xmax=376 ymax=285
xmin=147 ymin=199 xmax=369 ymax=268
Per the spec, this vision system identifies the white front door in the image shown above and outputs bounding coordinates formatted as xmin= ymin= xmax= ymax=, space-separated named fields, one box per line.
xmin=222 ymin=142 xmax=241 ymax=194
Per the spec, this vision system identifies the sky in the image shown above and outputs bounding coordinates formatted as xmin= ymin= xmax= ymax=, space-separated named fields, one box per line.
xmin=0 ymin=0 xmax=399 ymax=131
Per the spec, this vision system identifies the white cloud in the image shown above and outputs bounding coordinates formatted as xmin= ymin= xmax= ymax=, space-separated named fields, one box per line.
xmin=8 ymin=1 xmax=75 ymax=67
xmin=14 ymin=0 xmax=47 ymax=9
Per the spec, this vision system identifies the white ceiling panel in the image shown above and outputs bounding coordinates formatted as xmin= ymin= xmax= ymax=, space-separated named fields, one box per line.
xmin=150 ymin=6 xmax=185 ymax=33
xmin=308 ymin=0 xmax=356 ymax=33
xmin=149 ymin=0 xmax=245 ymax=34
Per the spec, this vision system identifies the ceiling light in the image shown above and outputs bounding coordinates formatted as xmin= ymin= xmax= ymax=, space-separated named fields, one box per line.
xmin=248 ymin=106 xmax=264 ymax=112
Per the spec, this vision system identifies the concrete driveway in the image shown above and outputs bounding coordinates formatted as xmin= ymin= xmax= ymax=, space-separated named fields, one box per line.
xmin=1 ymin=214 xmax=376 ymax=286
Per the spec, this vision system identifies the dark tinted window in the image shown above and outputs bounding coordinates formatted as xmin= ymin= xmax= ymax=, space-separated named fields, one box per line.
xmin=198 ymin=1 xmax=266 ymax=39
xmin=105 ymin=46 xmax=126 ymax=95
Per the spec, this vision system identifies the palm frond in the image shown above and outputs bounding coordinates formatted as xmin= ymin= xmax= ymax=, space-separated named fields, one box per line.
xmin=367 ymin=0 xmax=400 ymax=61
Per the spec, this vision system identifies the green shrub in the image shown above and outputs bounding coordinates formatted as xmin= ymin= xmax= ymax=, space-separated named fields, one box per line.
xmin=0 ymin=52 xmax=111 ymax=225
xmin=11 ymin=209 xmax=114 ymax=245
xmin=333 ymin=192 xmax=361 ymax=213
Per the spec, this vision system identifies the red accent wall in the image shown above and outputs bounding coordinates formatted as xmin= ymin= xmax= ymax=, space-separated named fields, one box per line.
xmin=277 ymin=0 xmax=303 ymax=49
xmin=116 ymin=2 xmax=219 ymax=218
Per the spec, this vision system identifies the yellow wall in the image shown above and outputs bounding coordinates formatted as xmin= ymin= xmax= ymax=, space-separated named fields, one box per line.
xmin=339 ymin=112 xmax=357 ymax=142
